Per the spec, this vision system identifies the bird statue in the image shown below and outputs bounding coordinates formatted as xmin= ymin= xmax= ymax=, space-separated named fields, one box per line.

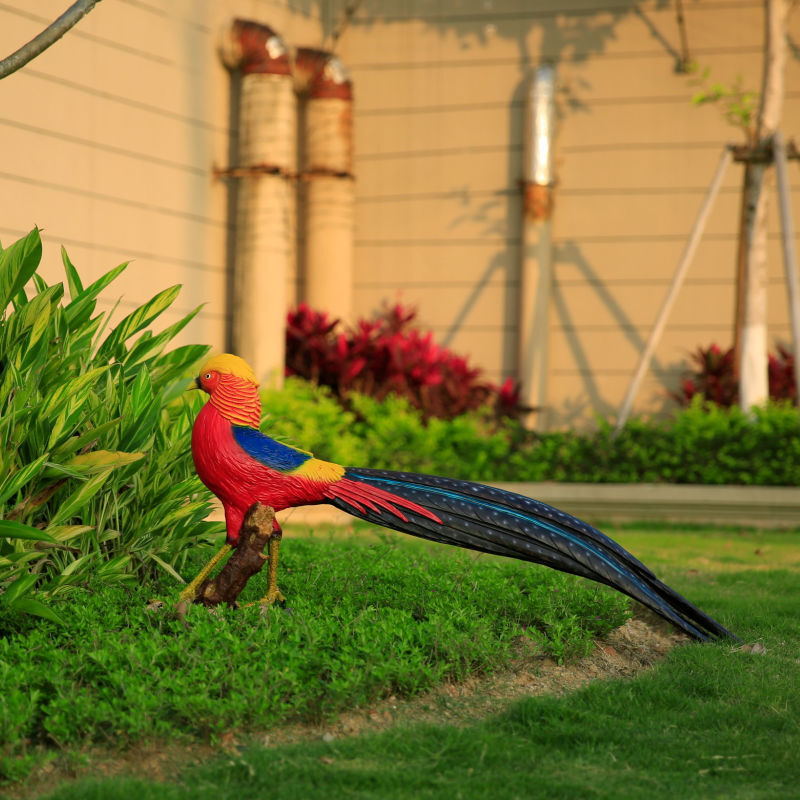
xmin=182 ymin=353 xmax=737 ymax=642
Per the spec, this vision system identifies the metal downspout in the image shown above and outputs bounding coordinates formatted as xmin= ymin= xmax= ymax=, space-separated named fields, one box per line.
xmin=518 ymin=65 xmax=556 ymax=429
xmin=220 ymin=20 xmax=296 ymax=386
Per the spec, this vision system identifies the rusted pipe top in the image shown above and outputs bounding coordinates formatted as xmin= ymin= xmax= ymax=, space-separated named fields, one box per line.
xmin=220 ymin=19 xmax=291 ymax=76
xmin=294 ymin=47 xmax=352 ymax=100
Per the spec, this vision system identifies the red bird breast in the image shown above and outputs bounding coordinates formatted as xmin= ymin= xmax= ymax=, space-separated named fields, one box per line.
xmin=191 ymin=402 xmax=329 ymax=544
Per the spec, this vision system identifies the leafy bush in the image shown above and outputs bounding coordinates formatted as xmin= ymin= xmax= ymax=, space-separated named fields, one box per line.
xmin=674 ymin=343 xmax=797 ymax=406
xmin=263 ymin=380 xmax=800 ymax=485
xmin=285 ymin=302 xmax=519 ymax=420
xmin=262 ymin=378 xmax=524 ymax=479
xmin=0 ymin=228 xmax=222 ymax=624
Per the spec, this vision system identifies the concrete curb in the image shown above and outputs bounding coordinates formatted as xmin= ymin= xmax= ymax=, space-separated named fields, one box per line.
xmin=269 ymin=484 xmax=800 ymax=530
xmin=491 ymin=482 xmax=800 ymax=528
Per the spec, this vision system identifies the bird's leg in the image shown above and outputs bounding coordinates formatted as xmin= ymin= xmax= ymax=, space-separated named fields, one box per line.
xmin=179 ymin=543 xmax=232 ymax=602
xmin=259 ymin=521 xmax=285 ymax=606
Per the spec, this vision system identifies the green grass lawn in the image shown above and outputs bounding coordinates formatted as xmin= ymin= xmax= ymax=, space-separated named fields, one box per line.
xmin=0 ymin=530 xmax=628 ymax=787
xmin=5 ymin=524 xmax=800 ymax=799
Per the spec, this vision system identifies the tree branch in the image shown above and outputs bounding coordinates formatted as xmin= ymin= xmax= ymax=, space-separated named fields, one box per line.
xmin=194 ymin=503 xmax=275 ymax=606
xmin=0 ymin=0 xmax=102 ymax=80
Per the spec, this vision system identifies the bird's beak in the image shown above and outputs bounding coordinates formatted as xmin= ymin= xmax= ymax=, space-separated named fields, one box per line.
xmin=186 ymin=376 xmax=201 ymax=391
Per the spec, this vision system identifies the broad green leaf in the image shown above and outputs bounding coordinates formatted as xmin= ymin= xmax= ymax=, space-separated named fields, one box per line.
xmin=63 ymin=260 xmax=128 ymax=327
xmin=52 ymin=418 xmax=122 ymax=459
xmin=148 ymin=552 xmax=185 ymax=583
xmin=4 ymin=573 xmax=38 ymax=603
xmin=156 ymin=343 xmax=210 ymax=375
xmin=1 ymin=550 xmax=42 ymax=567
xmin=46 ymin=470 xmax=113 ymax=529
xmin=25 ymin=294 xmax=52 ymax=353
xmin=40 ymin=366 xmax=109 ymax=418
xmin=0 ymin=454 xmax=50 ymax=506
xmin=123 ymin=304 xmax=203 ymax=371
xmin=98 ymin=285 xmax=181 ymax=359
xmin=0 ymin=228 xmax=42 ymax=311
xmin=129 ymin=367 xmax=154 ymax=419
xmin=0 ymin=520 xmax=57 ymax=543
xmin=59 ymin=553 xmax=91 ymax=577
xmin=73 ymin=450 xmax=146 ymax=470
xmin=119 ymin=371 xmax=159 ymax=450
xmin=12 ymin=283 xmax=61 ymax=337
xmin=20 ymin=323 xmax=50 ymax=373
xmin=46 ymin=406 xmax=70 ymax=450
xmin=95 ymin=554 xmax=131 ymax=576
xmin=10 ymin=286 xmax=27 ymax=309
xmin=62 ymin=313 xmax=103 ymax=357
xmin=61 ymin=246 xmax=83 ymax=299
xmin=44 ymin=450 xmax=145 ymax=479
xmin=153 ymin=499 xmax=208 ymax=529
xmin=48 ymin=525 xmax=94 ymax=542
xmin=8 ymin=596 xmax=66 ymax=625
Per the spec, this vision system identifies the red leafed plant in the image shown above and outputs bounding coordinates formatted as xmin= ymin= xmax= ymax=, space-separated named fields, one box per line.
xmin=673 ymin=343 xmax=797 ymax=406
xmin=768 ymin=344 xmax=797 ymax=404
xmin=286 ymin=302 xmax=519 ymax=419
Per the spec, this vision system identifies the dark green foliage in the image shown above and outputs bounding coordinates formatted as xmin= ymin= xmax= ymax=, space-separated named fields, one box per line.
xmin=0 ymin=228 xmax=223 ymax=623
xmin=0 ymin=536 xmax=629 ymax=781
xmin=263 ymin=381 xmax=800 ymax=485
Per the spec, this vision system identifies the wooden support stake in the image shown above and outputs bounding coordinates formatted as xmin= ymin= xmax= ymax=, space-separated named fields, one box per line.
xmin=614 ymin=147 xmax=732 ymax=434
xmin=773 ymin=130 xmax=800 ymax=411
xmin=195 ymin=503 xmax=274 ymax=606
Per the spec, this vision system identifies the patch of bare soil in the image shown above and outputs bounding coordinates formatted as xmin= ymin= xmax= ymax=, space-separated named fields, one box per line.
xmin=7 ymin=617 xmax=685 ymax=800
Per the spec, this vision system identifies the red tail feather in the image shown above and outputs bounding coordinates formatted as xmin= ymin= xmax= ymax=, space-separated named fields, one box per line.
xmin=323 ymin=478 xmax=442 ymax=525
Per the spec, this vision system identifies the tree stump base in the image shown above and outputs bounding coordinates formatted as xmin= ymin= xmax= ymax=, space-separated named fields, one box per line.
xmin=194 ymin=503 xmax=275 ymax=607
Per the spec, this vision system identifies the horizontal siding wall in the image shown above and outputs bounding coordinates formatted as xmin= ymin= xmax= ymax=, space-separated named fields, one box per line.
xmin=0 ymin=0 xmax=323 ymax=351
xmin=1 ymin=0 xmax=797 ymax=427
xmin=336 ymin=0 xmax=800 ymax=426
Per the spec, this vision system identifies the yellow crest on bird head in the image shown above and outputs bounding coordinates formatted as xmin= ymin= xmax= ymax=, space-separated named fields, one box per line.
xmin=198 ymin=354 xmax=259 ymax=386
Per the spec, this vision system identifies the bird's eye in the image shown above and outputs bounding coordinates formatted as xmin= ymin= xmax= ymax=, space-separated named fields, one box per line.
xmin=204 ymin=373 xmax=211 ymax=380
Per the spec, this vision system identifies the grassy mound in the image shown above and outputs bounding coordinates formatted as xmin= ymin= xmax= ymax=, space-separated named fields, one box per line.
xmin=0 ymin=533 xmax=629 ymax=782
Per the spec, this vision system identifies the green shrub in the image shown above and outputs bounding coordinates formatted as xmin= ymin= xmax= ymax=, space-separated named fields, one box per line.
xmin=262 ymin=382 xmax=800 ymax=486
xmin=0 ymin=228 xmax=223 ymax=625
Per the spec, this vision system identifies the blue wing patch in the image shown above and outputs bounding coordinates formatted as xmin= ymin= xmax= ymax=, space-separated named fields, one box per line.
xmin=232 ymin=426 xmax=311 ymax=472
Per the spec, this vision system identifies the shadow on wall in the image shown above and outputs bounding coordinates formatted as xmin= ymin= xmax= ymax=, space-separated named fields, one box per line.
xmin=305 ymin=1 xmax=692 ymax=420
xmin=550 ymin=240 xmax=678 ymax=427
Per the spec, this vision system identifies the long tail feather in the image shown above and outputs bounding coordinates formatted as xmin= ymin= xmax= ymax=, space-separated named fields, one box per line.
xmin=327 ymin=468 xmax=738 ymax=642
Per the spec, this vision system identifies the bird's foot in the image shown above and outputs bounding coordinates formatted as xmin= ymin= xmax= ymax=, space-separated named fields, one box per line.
xmin=248 ymin=588 xmax=286 ymax=608
xmin=178 ymin=585 xmax=197 ymax=603
xmin=178 ymin=543 xmax=232 ymax=604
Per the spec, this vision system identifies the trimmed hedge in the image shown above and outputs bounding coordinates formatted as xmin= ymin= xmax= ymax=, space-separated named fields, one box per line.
xmin=262 ymin=380 xmax=800 ymax=486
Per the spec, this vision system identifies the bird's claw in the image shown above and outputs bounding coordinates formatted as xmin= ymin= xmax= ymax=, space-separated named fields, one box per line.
xmin=265 ymin=588 xmax=286 ymax=606
xmin=247 ymin=588 xmax=286 ymax=608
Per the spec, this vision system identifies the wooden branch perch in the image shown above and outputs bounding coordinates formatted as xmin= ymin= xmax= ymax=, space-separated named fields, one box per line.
xmin=194 ymin=502 xmax=274 ymax=606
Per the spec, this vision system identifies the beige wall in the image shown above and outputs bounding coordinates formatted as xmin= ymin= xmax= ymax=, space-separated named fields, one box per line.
xmin=1 ymin=1 xmax=799 ymax=427
xmin=0 ymin=0 xmax=323 ymax=351
xmin=335 ymin=0 xmax=800 ymax=425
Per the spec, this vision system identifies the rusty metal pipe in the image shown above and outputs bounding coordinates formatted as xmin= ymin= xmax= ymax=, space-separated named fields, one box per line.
xmin=220 ymin=20 xmax=296 ymax=386
xmin=295 ymin=47 xmax=354 ymax=322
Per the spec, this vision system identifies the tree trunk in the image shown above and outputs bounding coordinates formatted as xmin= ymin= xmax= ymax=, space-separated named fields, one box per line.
xmin=738 ymin=0 xmax=787 ymax=410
